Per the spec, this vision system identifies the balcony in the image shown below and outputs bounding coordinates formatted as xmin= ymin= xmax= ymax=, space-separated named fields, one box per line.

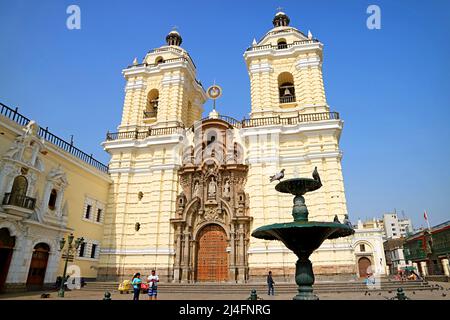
xmin=2 ymin=193 xmax=36 ymax=218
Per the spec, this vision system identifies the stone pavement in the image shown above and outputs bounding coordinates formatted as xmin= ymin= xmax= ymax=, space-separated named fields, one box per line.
xmin=0 ymin=282 xmax=449 ymax=300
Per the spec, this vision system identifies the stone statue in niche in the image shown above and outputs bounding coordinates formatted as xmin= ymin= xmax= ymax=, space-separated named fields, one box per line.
xmin=208 ymin=177 xmax=217 ymax=198
xmin=193 ymin=181 xmax=200 ymax=199
xmin=223 ymin=179 xmax=231 ymax=199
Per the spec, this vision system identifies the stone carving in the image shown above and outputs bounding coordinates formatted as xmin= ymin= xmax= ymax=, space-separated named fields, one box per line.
xmin=223 ymin=179 xmax=231 ymax=199
xmin=193 ymin=181 xmax=200 ymax=199
xmin=208 ymin=177 xmax=217 ymax=198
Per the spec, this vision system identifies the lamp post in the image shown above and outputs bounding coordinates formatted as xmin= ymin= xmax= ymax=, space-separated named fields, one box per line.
xmin=58 ymin=233 xmax=84 ymax=297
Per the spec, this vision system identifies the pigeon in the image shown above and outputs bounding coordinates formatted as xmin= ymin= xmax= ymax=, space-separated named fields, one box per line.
xmin=40 ymin=293 xmax=50 ymax=298
xmin=388 ymin=290 xmax=392 ymax=293
xmin=343 ymin=214 xmax=352 ymax=227
xmin=270 ymin=169 xmax=285 ymax=182
xmin=412 ymin=291 xmax=416 ymax=294
xmin=364 ymin=291 xmax=368 ymax=296
xmin=312 ymin=166 xmax=322 ymax=185
xmin=378 ymin=292 xmax=381 ymax=296
xmin=333 ymin=215 xmax=340 ymax=223
xmin=443 ymin=293 xmax=447 ymax=297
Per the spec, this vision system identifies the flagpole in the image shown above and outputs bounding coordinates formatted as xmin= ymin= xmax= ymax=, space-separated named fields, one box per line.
xmin=424 ymin=210 xmax=431 ymax=230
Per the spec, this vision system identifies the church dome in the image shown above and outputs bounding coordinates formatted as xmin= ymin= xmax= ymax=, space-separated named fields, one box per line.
xmin=272 ymin=11 xmax=290 ymax=27
xmin=166 ymin=29 xmax=182 ymax=46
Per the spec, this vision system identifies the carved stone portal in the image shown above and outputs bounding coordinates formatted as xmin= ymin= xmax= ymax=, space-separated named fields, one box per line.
xmin=170 ymin=118 xmax=251 ymax=283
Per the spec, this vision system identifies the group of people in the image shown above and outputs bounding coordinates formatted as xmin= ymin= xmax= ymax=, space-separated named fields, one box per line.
xmin=130 ymin=270 xmax=276 ymax=299
xmin=131 ymin=269 xmax=159 ymax=300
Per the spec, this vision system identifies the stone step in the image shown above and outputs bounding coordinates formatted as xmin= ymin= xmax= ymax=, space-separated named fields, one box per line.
xmin=81 ymin=280 xmax=433 ymax=293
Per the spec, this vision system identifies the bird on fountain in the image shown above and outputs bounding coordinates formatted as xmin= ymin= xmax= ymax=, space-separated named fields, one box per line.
xmin=312 ymin=166 xmax=322 ymax=186
xmin=269 ymin=169 xmax=285 ymax=182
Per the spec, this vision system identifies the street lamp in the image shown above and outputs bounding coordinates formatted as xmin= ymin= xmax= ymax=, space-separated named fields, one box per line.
xmin=58 ymin=233 xmax=84 ymax=297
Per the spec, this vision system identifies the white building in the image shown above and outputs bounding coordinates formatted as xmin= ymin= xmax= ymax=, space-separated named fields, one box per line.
xmin=352 ymin=219 xmax=388 ymax=277
xmin=382 ymin=213 xmax=413 ymax=239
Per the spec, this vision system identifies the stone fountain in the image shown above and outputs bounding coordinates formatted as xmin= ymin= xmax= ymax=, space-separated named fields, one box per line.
xmin=251 ymin=168 xmax=354 ymax=300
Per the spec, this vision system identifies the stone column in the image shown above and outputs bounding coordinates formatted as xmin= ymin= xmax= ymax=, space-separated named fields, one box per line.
xmin=441 ymin=259 xmax=449 ymax=277
xmin=173 ymin=231 xmax=182 ymax=282
xmin=420 ymin=261 xmax=428 ymax=276
xmin=181 ymin=231 xmax=190 ymax=282
xmin=229 ymin=230 xmax=236 ymax=282
xmin=237 ymin=225 xmax=245 ymax=283
xmin=190 ymin=239 xmax=197 ymax=283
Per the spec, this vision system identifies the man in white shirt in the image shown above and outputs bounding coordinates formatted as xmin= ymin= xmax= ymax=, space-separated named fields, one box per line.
xmin=147 ymin=269 xmax=159 ymax=300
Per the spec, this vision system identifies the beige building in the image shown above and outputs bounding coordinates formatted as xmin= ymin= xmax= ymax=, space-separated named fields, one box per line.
xmin=0 ymin=104 xmax=110 ymax=292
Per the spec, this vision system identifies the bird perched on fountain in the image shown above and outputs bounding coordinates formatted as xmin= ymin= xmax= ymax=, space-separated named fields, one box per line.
xmin=312 ymin=166 xmax=322 ymax=186
xmin=333 ymin=215 xmax=340 ymax=223
xmin=343 ymin=214 xmax=352 ymax=227
xmin=270 ymin=169 xmax=285 ymax=182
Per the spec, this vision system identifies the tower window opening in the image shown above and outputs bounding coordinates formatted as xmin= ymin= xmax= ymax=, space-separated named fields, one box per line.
xmin=278 ymin=72 xmax=296 ymax=104
xmin=155 ymin=56 xmax=164 ymax=64
xmin=277 ymin=39 xmax=287 ymax=49
xmin=144 ymin=89 xmax=159 ymax=118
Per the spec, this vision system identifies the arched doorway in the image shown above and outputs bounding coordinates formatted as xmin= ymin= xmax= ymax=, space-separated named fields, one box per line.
xmin=26 ymin=243 xmax=50 ymax=289
xmin=0 ymin=228 xmax=15 ymax=292
xmin=196 ymin=224 xmax=228 ymax=282
xmin=358 ymin=257 xmax=372 ymax=277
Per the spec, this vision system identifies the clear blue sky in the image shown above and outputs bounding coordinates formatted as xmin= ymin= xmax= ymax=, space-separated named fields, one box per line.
xmin=1 ymin=0 xmax=449 ymax=229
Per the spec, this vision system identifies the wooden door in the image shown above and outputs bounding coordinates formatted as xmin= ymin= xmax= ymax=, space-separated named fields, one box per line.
xmin=196 ymin=224 xmax=228 ymax=282
xmin=26 ymin=243 xmax=50 ymax=288
xmin=358 ymin=257 xmax=371 ymax=277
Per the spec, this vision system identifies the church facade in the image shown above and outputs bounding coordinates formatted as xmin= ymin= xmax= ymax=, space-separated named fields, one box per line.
xmin=0 ymin=12 xmax=387 ymax=290
xmin=98 ymin=12 xmax=359 ymax=282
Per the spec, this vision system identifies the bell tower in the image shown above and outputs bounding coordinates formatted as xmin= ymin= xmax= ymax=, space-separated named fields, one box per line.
xmin=244 ymin=12 xmax=327 ymax=118
xmin=119 ymin=29 xmax=206 ymax=130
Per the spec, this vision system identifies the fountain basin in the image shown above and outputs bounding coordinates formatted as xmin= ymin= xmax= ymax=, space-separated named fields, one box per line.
xmin=275 ymin=178 xmax=321 ymax=195
xmin=252 ymin=221 xmax=354 ymax=257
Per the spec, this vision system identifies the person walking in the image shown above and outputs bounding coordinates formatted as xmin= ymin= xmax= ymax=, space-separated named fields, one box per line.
xmin=147 ymin=269 xmax=159 ymax=300
xmin=267 ymin=271 xmax=275 ymax=296
xmin=131 ymin=272 xmax=142 ymax=301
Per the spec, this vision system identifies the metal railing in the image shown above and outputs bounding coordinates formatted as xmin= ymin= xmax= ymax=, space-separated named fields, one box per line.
xmin=279 ymin=95 xmax=296 ymax=104
xmin=143 ymin=110 xmax=158 ymax=118
xmin=0 ymin=102 xmax=109 ymax=173
xmin=106 ymin=112 xmax=339 ymax=141
xmin=246 ymin=39 xmax=320 ymax=52
xmin=242 ymin=111 xmax=339 ymax=128
xmin=2 ymin=193 xmax=36 ymax=210
xmin=106 ymin=124 xmax=185 ymax=141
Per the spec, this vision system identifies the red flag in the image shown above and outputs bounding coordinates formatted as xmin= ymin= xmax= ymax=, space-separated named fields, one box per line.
xmin=424 ymin=211 xmax=428 ymax=220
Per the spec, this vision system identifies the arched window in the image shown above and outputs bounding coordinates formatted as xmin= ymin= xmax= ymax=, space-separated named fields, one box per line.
xmin=8 ymin=175 xmax=29 ymax=208
xmin=277 ymin=38 xmax=287 ymax=49
xmin=278 ymin=72 xmax=296 ymax=104
xmin=48 ymin=189 xmax=57 ymax=210
xmin=144 ymin=89 xmax=159 ymax=118
xmin=155 ymin=56 xmax=164 ymax=64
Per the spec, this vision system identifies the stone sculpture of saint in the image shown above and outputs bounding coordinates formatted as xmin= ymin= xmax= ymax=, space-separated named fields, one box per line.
xmin=223 ymin=180 xmax=231 ymax=198
xmin=208 ymin=177 xmax=217 ymax=198
xmin=193 ymin=181 xmax=199 ymax=198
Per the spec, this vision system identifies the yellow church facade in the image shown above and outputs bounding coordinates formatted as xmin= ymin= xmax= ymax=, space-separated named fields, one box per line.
xmin=99 ymin=12 xmax=361 ymax=282
xmin=0 ymin=12 xmax=387 ymax=290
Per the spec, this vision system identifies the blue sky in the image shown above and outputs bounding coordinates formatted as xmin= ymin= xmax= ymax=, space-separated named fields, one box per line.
xmin=0 ymin=0 xmax=449 ymax=228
